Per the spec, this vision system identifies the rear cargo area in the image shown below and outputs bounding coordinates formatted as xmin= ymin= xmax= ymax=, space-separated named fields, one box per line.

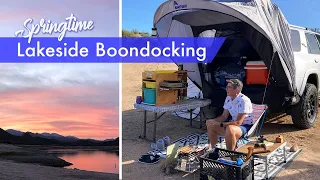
xmin=196 ymin=27 xmax=288 ymax=115
xmin=153 ymin=3 xmax=296 ymax=115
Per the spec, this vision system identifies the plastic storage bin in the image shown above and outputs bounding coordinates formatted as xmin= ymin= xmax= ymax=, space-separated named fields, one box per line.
xmin=244 ymin=61 xmax=269 ymax=85
xmin=142 ymin=88 xmax=156 ymax=105
xmin=200 ymin=148 xmax=254 ymax=180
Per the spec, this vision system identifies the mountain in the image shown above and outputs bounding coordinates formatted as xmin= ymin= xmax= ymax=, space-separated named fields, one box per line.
xmin=6 ymin=130 xmax=80 ymax=143
xmin=38 ymin=132 xmax=79 ymax=142
xmin=1 ymin=128 xmax=119 ymax=146
xmin=0 ymin=128 xmax=21 ymax=144
xmin=20 ymin=132 xmax=60 ymax=145
xmin=6 ymin=129 xmax=24 ymax=136
xmin=0 ymin=129 xmax=60 ymax=145
xmin=104 ymin=137 xmax=119 ymax=146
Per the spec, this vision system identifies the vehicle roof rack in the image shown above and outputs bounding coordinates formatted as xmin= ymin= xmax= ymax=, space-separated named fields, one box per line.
xmin=289 ymin=24 xmax=307 ymax=30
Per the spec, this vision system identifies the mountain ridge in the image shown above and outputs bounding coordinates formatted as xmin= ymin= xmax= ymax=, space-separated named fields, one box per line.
xmin=1 ymin=128 xmax=119 ymax=146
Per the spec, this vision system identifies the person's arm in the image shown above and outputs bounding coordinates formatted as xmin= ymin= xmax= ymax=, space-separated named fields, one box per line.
xmin=215 ymin=109 xmax=229 ymax=122
xmin=214 ymin=96 xmax=231 ymax=122
xmin=224 ymin=113 xmax=246 ymax=126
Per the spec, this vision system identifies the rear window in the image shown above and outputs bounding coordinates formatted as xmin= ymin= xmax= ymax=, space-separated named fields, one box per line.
xmin=316 ymin=34 xmax=320 ymax=45
xmin=290 ymin=30 xmax=301 ymax=52
xmin=305 ymin=33 xmax=320 ymax=54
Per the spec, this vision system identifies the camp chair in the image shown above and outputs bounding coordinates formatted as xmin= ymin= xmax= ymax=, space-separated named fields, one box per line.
xmin=217 ymin=103 xmax=268 ymax=149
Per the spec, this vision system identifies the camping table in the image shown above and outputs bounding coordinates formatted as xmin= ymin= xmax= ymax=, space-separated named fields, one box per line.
xmin=133 ymin=99 xmax=211 ymax=142
xmin=236 ymin=140 xmax=287 ymax=179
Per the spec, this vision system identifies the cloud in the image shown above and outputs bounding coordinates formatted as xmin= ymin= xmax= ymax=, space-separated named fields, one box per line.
xmin=0 ymin=0 xmax=120 ymax=140
xmin=0 ymin=0 xmax=119 ymax=37
xmin=0 ymin=63 xmax=119 ymax=140
xmin=48 ymin=121 xmax=114 ymax=130
xmin=103 ymin=118 xmax=119 ymax=126
xmin=0 ymin=63 xmax=119 ymax=89
xmin=48 ymin=120 xmax=119 ymax=139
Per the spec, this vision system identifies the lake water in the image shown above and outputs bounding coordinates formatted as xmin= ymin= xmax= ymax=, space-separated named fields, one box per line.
xmin=47 ymin=149 xmax=119 ymax=174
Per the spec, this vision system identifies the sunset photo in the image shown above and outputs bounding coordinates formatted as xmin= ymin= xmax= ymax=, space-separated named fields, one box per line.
xmin=0 ymin=63 xmax=119 ymax=175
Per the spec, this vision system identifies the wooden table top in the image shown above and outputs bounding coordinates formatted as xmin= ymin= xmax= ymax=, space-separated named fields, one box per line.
xmin=236 ymin=140 xmax=285 ymax=157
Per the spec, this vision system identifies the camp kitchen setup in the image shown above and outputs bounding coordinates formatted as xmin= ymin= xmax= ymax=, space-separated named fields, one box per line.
xmin=140 ymin=67 xmax=188 ymax=106
xmin=134 ymin=65 xmax=300 ymax=179
xmin=133 ymin=0 xmax=303 ymax=179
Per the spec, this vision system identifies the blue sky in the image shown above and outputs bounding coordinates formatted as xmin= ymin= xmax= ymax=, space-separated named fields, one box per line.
xmin=0 ymin=0 xmax=119 ymax=139
xmin=122 ymin=0 xmax=320 ymax=33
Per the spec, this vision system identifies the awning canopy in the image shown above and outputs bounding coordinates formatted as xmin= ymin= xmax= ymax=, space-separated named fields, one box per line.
xmin=153 ymin=0 xmax=296 ymax=94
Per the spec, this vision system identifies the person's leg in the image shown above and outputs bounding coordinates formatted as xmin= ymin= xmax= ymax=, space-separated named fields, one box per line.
xmin=206 ymin=120 xmax=225 ymax=149
xmin=224 ymin=125 xmax=243 ymax=150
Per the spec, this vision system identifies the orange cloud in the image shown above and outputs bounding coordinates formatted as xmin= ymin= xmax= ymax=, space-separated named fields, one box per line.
xmin=0 ymin=85 xmax=119 ymax=140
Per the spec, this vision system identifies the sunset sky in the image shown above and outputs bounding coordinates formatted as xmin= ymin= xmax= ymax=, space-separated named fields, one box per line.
xmin=0 ymin=0 xmax=119 ymax=140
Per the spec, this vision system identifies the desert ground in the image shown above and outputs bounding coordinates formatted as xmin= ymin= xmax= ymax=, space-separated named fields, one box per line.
xmin=0 ymin=144 xmax=118 ymax=180
xmin=122 ymin=63 xmax=320 ymax=180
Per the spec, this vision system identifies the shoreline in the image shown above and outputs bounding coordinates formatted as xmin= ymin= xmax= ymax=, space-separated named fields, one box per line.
xmin=0 ymin=143 xmax=119 ymax=179
xmin=0 ymin=159 xmax=119 ymax=180
xmin=18 ymin=144 xmax=119 ymax=151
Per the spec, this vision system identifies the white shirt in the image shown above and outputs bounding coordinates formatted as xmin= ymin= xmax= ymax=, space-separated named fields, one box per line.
xmin=223 ymin=93 xmax=254 ymax=125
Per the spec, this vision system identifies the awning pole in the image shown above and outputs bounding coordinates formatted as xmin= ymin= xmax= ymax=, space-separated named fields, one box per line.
xmin=262 ymin=52 xmax=275 ymax=105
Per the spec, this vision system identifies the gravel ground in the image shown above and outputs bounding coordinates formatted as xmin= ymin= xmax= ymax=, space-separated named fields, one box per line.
xmin=122 ymin=63 xmax=320 ymax=180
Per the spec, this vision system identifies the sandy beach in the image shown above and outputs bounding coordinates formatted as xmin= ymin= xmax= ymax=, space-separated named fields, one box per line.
xmin=122 ymin=63 xmax=320 ymax=180
xmin=0 ymin=144 xmax=118 ymax=180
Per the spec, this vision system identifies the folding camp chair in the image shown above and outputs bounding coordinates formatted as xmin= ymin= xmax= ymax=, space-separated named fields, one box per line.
xmin=217 ymin=103 xmax=268 ymax=149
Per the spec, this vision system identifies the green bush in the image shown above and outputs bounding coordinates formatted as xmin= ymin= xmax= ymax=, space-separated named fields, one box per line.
xmin=122 ymin=29 xmax=150 ymax=37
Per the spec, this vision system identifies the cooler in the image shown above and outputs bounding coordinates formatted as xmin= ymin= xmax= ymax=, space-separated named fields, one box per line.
xmin=244 ymin=61 xmax=269 ymax=85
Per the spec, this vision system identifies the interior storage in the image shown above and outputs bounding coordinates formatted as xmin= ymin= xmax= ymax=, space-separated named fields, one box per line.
xmin=193 ymin=25 xmax=288 ymax=113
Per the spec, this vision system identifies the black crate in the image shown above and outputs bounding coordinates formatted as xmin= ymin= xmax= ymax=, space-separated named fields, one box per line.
xmin=200 ymin=148 xmax=254 ymax=180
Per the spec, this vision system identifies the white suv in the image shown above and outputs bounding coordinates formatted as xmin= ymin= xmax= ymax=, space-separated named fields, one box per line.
xmin=289 ymin=25 xmax=320 ymax=128
xmin=152 ymin=0 xmax=319 ymax=129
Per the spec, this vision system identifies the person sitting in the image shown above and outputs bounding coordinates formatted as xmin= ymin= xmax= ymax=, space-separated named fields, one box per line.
xmin=206 ymin=79 xmax=254 ymax=151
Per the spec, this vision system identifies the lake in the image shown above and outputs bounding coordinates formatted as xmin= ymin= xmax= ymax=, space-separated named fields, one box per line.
xmin=47 ymin=149 xmax=119 ymax=174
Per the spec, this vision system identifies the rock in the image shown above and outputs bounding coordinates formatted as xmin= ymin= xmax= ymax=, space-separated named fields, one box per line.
xmin=160 ymin=161 xmax=177 ymax=175
xmin=275 ymin=135 xmax=284 ymax=143
xmin=160 ymin=163 xmax=166 ymax=173
xmin=290 ymin=144 xmax=299 ymax=152
xmin=165 ymin=165 xmax=177 ymax=175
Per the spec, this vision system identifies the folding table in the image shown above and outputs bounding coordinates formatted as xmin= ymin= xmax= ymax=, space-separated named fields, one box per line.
xmin=134 ymin=98 xmax=211 ymax=142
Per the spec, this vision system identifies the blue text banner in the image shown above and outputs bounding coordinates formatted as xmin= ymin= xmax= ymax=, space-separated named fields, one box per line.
xmin=0 ymin=37 xmax=226 ymax=63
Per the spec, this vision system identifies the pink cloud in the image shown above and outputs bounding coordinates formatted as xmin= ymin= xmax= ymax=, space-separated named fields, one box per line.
xmin=0 ymin=11 xmax=39 ymax=21
xmin=0 ymin=85 xmax=119 ymax=140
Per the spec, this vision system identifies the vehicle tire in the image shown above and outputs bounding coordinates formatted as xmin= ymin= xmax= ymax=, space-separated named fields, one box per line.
xmin=291 ymin=83 xmax=318 ymax=129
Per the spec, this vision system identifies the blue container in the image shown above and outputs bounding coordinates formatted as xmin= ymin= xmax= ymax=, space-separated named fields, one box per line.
xmin=142 ymin=88 xmax=156 ymax=105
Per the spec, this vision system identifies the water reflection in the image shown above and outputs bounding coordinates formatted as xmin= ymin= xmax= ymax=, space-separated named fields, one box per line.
xmin=47 ymin=149 xmax=119 ymax=174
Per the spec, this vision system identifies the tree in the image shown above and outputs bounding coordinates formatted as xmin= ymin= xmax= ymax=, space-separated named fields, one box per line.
xmin=122 ymin=29 xmax=150 ymax=37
